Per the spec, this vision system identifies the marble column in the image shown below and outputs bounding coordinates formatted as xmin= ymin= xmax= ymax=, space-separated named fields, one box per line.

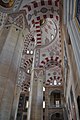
xmin=27 ymin=68 xmax=44 ymax=120
xmin=27 ymin=19 xmax=44 ymax=120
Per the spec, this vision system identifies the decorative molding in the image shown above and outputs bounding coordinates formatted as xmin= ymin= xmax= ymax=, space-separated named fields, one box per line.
xmin=0 ymin=0 xmax=22 ymax=13
xmin=22 ymin=0 xmax=60 ymax=27
xmin=5 ymin=10 xmax=27 ymax=29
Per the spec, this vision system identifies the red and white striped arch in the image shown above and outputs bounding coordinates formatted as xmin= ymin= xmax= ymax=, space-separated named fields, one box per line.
xmin=22 ymin=0 xmax=60 ymax=25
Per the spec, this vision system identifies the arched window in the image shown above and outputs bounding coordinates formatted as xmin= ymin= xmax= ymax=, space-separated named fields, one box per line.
xmin=50 ymin=90 xmax=61 ymax=107
xmin=51 ymin=113 xmax=61 ymax=120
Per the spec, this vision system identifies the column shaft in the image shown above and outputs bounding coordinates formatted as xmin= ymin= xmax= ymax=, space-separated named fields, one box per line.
xmin=0 ymin=25 xmax=22 ymax=120
xmin=27 ymin=69 xmax=43 ymax=120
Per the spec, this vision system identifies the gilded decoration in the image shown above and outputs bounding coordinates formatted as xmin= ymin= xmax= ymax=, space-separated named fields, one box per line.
xmin=0 ymin=0 xmax=14 ymax=8
xmin=0 ymin=0 xmax=22 ymax=13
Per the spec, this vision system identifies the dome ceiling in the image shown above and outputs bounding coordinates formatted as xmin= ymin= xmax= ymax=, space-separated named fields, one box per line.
xmin=41 ymin=18 xmax=57 ymax=47
xmin=6 ymin=0 xmax=63 ymax=92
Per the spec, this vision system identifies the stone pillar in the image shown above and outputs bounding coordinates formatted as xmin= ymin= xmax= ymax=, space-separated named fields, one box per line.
xmin=28 ymin=68 xmax=44 ymax=120
xmin=27 ymin=46 xmax=43 ymax=120
xmin=10 ymin=87 xmax=21 ymax=120
xmin=0 ymin=26 xmax=10 ymax=53
xmin=27 ymin=19 xmax=44 ymax=120
xmin=0 ymin=25 xmax=23 ymax=120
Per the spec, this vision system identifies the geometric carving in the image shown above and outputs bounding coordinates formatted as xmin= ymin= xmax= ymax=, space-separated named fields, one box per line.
xmin=40 ymin=7 xmax=48 ymax=13
xmin=14 ymin=14 xmax=24 ymax=28
xmin=34 ymin=49 xmax=40 ymax=67
xmin=28 ymin=14 xmax=32 ymax=20
xmin=34 ymin=70 xmax=39 ymax=78
xmin=38 ymin=70 xmax=44 ymax=77
xmin=34 ymin=69 xmax=44 ymax=79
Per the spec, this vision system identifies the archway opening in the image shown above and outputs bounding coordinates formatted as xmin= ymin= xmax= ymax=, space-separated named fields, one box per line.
xmin=50 ymin=90 xmax=61 ymax=107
